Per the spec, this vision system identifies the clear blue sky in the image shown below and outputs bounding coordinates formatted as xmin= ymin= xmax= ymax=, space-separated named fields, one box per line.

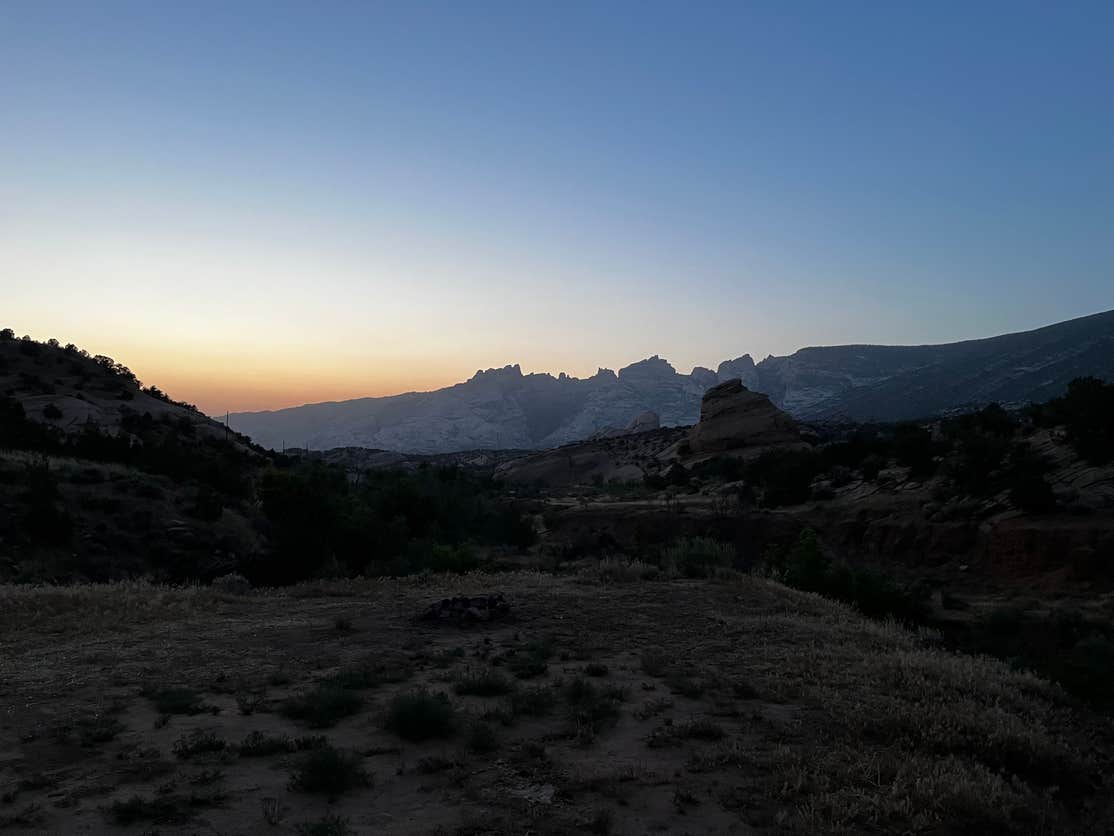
xmin=2 ymin=1 xmax=1112 ymax=413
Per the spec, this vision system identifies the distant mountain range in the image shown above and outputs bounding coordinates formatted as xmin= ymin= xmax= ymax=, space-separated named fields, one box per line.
xmin=229 ymin=309 xmax=1114 ymax=454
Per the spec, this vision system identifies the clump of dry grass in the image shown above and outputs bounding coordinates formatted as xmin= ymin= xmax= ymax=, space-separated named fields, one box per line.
xmin=171 ymin=728 xmax=227 ymax=759
xmin=281 ymin=685 xmax=363 ymax=729
xmin=0 ymin=581 xmax=219 ymax=634
xmin=454 ymin=667 xmax=515 ymax=697
xmin=565 ymin=677 xmax=626 ymax=744
xmin=578 ymin=557 xmax=660 ymax=583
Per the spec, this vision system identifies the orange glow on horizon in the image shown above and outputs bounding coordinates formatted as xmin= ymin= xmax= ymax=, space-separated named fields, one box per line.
xmin=154 ymin=367 xmax=464 ymax=416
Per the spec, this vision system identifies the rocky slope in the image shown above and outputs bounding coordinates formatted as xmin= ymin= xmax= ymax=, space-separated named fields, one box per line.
xmin=0 ymin=334 xmax=235 ymax=444
xmin=497 ymin=380 xmax=808 ymax=487
xmin=230 ymin=309 xmax=1114 ymax=454
xmin=756 ymin=308 xmax=1114 ymax=421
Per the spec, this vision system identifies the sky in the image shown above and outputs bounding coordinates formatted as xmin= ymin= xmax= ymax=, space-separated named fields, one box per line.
xmin=2 ymin=1 xmax=1112 ymax=416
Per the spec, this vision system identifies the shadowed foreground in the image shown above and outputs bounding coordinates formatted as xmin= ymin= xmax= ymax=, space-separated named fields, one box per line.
xmin=1 ymin=573 xmax=1111 ymax=834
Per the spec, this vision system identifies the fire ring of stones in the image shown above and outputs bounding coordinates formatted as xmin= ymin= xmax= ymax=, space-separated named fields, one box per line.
xmin=420 ymin=594 xmax=510 ymax=625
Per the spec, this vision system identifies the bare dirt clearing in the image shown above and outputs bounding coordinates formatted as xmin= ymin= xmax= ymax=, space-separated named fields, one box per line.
xmin=1 ymin=574 xmax=1111 ymax=834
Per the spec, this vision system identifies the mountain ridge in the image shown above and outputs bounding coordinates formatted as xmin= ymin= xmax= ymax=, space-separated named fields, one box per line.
xmin=229 ymin=309 xmax=1114 ymax=453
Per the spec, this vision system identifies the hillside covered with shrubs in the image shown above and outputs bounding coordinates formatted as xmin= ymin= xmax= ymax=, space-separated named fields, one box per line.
xmin=0 ymin=331 xmax=537 ymax=584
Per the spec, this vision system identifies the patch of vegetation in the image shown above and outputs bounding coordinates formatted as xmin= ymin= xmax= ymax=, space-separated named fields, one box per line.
xmin=951 ymin=604 xmax=1114 ymax=710
xmin=640 ymin=650 xmax=670 ymax=678
xmin=383 ymin=689 xmax=456 ymax=741
xmin=236 ymin=691 xmax=268 ymax=715
xmin=61 ymin=710 xmax=125 ymax=747
xmin=0 ymin=335 xmax=538 ymax=586
xmin=664 ymin=671 xmax=705 ymax=700
xmin=288 ymin=745 xmax=370 ymax=797
xmin=659 ymin=537 xmax=733 ymax=578
xmin=106 ymin=790 xmax=225 ymax=825
xmin=745 ymin=448 xmax=823 ymax=507
xmin=415 ymin=755 xmax=461 ymax=774
xmin=258 ymin=462 xmax=535 ymax=584
xmin=188 ymin=769 xmax=225 ymax=787
xmin=297 ymin=813 xmax=355 ymax=836
xmin=465 ymin=720 xmax=499 ymax=753
xmin=506 ymin=639 xmax=552 ymax=679
xmin=281 ymin=685 xmax=364 ymax=728
xmin=584 ymin=662 xmax=609 ymax=677
xmin=633 ymin=697 xmax=674 ymax=721
xmin=763 ymin=529 xmax=930 ymax=624
xmin=0 ymin=803 xmax=45 ymax=829
xmin=322 ymin=658 xmax=413 ymax=690
xmin=509 ymin=686 xmax=557 ymax=718
xmin=106 ymin=797 xmax=175 ymax=826
xmin=1030 ymin=376 xmax=1114 ymax=465
xmin=454 ymin=667 xmax=515 ymax=697
xmin=682 ymin=718 xmax=726 ymax=740
xmin=565 ymin=678 xmax=624 ymax=743
xmin=172 ymin=729 xmax=227 ymax=759
xmin=588 ymin=807 xmax=614 ymax=834
xmin=582 ymin=556 xmax=661 ymax=583
xmin=238 ymin=731 xmax=327 ymax=757
xmin=431 ymin=646 xmax=466 ymax=668
xmin=144 ymin=687 xmax=216 ymax=716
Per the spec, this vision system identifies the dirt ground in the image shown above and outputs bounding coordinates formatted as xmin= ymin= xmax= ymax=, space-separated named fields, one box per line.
xmin=1 ymin=573 xmax=1111 ymax=834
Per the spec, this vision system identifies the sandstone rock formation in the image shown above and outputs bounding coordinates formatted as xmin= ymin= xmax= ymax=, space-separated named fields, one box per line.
xmin=686 ymin=379 xmax=806 ymax=457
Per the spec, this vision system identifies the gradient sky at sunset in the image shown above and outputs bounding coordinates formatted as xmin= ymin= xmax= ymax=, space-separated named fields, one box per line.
xmin=3 ymin=1 xmax=1112 ymax=416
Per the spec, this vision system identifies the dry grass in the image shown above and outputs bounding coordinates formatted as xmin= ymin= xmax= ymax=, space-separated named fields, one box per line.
xmin=0 ymin=572 xmax=1108 ymax=834
xmin=0 ymin=580 xmax=219 ymax=634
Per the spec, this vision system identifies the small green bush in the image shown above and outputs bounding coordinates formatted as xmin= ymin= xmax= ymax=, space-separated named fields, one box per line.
xmin=383 ymin=689 xmax=456 ymax=741
xmin=509 ymin=686 xmax=557 ymax=718
xmin=288 ymin=745 xmax=370 ymax=797
xmin=71 ymin=712 xmax=124 ymax=747
xmin=565 ymin=678 xmax=623 ymax=742
xmin=465 ymin=721 xmax=499 ymax=753
xmin=507 ymin=639 xmax=552 ymax=679
xmin=144 ymin=687 xmax=214 ymax=716
xmin=281 ymin=686 xmax=363 ymax=728
xmin=766 ymin=529 xmax=930 ymax=624
xmin=454 ymin=668 xmax=515 ymax=697
xmin=107 ymin=796 xmax=189 ymax=826
xmin=640 ymin=650 xmax=670 ymax=677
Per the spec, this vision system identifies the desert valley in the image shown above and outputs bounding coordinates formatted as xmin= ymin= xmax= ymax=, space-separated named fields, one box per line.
xmin=4 ymin=4 xmax=1113 ymax=833
xmin=1 ymin=315 xmax=1113 ymax=833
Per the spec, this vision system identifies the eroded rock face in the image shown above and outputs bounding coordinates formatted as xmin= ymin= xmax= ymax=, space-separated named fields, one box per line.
xmin=687 ymin=379 xmax=805 ymax=456
xmin=589 ymin=410 xmax=661 ymax=440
